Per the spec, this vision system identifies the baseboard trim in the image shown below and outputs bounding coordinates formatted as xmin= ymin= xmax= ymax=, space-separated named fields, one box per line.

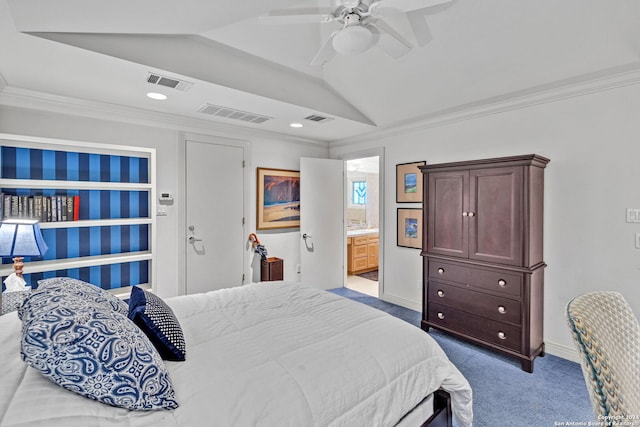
xmin=545 ymin=341 xmax=581 ymax=364
xmin=379 ymin=292 xmax=421 ymax=312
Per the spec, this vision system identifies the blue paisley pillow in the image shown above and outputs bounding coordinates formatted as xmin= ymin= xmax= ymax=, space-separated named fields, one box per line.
xmin=29 ymin=277 xmax=128 ymax=316
xmin=19 ymin=277 xmax=128 ymax=323
xmin=129 ymin=286 xmax=186 ymax=361
xmin=21 ymin=297 xmax=179 ymax=410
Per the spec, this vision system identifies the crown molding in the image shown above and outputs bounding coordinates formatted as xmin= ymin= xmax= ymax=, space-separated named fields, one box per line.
xmin=0 ymin=86 xmax=329 ymax=149
xmin=331 ymin=62 xmax=640 ymax=148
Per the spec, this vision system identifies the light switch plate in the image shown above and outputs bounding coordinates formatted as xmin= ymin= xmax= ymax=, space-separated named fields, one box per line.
xmin=627 ymin=209 xmax=640 ymax=223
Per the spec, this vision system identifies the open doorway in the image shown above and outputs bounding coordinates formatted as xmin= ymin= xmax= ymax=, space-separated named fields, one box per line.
xmin=345 ymin=156 xmax=379 ymax=297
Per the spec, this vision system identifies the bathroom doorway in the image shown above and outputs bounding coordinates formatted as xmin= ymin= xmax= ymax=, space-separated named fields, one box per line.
xmin=345 ymin=156 xmax=379 ymax=297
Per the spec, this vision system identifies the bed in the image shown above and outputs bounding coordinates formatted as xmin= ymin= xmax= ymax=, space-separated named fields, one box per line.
xmin=0 ymin=280 xmax=473 ymax=427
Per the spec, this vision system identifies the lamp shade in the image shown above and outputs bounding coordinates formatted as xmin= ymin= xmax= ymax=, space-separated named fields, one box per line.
xmin=0 ymin=219 xmax=48 ymax=257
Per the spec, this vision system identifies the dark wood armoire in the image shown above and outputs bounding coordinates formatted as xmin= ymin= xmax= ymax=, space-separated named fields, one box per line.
xmin=420 ymin=154 xmax=549 ymax=372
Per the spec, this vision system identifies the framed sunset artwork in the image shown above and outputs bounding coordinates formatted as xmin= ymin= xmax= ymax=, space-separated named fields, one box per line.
xmin=257 ymin=168 xmax=300 ymax=230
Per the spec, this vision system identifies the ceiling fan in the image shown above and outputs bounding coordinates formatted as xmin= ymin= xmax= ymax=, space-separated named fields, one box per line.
xmin=260 ymin=0 xmax=453 ymax=65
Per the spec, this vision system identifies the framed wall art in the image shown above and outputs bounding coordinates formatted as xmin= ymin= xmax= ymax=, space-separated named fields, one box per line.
xmin=396 ymin=161 xmax=425 ymax=203
xmin=256 ymin=167 xmax=300 ymax=230
xmin=397 ymin=208 xmax=422 ymax=249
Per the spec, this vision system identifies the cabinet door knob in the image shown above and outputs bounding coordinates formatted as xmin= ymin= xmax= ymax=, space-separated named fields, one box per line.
xmin=437 ymin=290 xmax=445 ymax=297
xmin=437 ymin=312 xmax=445 ymax=320
xmin=437 ymin=268 xmax=445 ymax=274
xmin=498 ymin=279 xmax=507 ymax=287
xmin=468 ymin=212 xmax=475 ymax=217
xmin=497 ymin=331 xmax=506 ymax=340
xmin=498 ymin=305 xmax=506 ymax=314
xmin=462 ymin=212 xmax=468 ymax=217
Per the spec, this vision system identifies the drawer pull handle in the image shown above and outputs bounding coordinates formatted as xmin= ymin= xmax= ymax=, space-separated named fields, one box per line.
xmin=468 ymin=212 xmax=475 ymax=217
xmin=497 ymin=331 xmax=506 ymax=340
xmin=462 ymin=212 xmax=468 ymax=217
xmin=437 ymin=312 xmax=445 ymax=320
xmin=498 ymin=305 xmax=506 ymax=314
xmin=437 ymin=268 xmax=445 ymax=274
xmin=437 ymin=290 xmax=445 ymax=297
xmin=498 ymin=279 xmax=507 ymax=287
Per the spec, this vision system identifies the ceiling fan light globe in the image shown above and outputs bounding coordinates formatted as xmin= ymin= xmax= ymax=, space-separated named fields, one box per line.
xmin=332 ymin=26 xmax=374 ymax=55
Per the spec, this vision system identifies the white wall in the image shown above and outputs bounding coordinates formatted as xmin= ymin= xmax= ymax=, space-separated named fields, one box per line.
xmin=0 ymin=105 xmax=328 ymax=297
xmin=331 ymin=82 xmax=640 ymax=361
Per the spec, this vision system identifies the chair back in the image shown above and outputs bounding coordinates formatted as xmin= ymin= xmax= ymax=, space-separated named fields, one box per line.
xmin=566 ymin=291 xmax=640 ymax=426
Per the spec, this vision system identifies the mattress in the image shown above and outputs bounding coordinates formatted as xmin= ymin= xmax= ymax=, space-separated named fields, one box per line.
xmin=0 ymin=281 xmax=472 ymax=427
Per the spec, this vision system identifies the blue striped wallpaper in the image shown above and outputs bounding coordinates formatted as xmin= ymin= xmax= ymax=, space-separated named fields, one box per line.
xmin=15 ymin=261 xmax=150 ymax=290
xmin=1 ymin=146 xmax=149 ymax=183
xmin=1 ymin=146 xmax=151 ymax=291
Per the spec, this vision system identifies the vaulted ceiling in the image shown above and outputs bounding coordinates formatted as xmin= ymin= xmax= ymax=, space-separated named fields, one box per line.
xmin=1 ymin=0 xmax=639 ymax=143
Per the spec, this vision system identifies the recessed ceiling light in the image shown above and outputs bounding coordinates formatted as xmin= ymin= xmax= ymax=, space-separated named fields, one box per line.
xmin=290 ymin=123 xmax=303 ymax=128
xmin=146 ymin=92 xmax=167 ymax=100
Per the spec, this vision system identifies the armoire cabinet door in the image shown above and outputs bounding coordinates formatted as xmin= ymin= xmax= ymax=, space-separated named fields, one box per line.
xmin=427 ymin=170 xmax=469 ymax=257
xmin=469 ymin=166 xmax=523 ymax=266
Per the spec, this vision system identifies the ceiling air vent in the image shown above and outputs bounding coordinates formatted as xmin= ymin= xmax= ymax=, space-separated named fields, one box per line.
xmin=198 ymin=104 xmax=272 ymax=124
xmin=146 ymin=73 xmax=193 ymax=91
xmin=304 ymin=114 xmax=334 ymax=123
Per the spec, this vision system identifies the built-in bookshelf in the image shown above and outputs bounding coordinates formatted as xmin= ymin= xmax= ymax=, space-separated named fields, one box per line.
xmin=0 ymin=133 xmax=156 ymax=296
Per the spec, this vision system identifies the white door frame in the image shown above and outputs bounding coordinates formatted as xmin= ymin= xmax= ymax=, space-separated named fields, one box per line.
xmin=177 ymin=132 xmax=251 ymax=296
xmin=335 ymin=147 xmax=385 ymax=295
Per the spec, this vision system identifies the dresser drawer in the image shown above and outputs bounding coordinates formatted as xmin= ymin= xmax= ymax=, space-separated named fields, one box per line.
xmin=428 ymin=302 xmax=521 ymax=352
xmin=353 ymin=257 xmax=368 ymax=270
xmin=428 ymin=260 xmax=522 ymax=297
xmin=353 ymin=245 xmax=368 ymax=258
xmin=428 ymin=282 xmax=521 ymax=325
xmin=353 ymin=236 xmax=369 ymax=246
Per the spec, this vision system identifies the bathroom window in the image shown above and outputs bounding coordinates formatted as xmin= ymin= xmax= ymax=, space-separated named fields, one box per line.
xmin=352 ymin=181 xmax=367 ymax=205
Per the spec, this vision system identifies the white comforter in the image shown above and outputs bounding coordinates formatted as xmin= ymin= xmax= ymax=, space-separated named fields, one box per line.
xmin=0 ymin=281 xmax=472 ymax=427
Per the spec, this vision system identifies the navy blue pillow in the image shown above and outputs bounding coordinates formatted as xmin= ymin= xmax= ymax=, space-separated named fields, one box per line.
xmin=128 ymin=286 xmax=186 ymax=361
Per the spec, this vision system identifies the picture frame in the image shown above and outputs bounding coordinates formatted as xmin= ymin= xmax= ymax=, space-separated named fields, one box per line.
xmin=256 ymin=167 xmax=300 ymax=230
xmin=397 ymin=208 xmax=422 ymax=249
xmin=396 ymin=161 xmax=425 ymax=203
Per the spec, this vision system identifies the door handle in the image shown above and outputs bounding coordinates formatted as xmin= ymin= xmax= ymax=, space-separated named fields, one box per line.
xmin=188 ymin=236 xmax=203 ymax=243
xmin=302 ymin=233 xmax=312 ymax=240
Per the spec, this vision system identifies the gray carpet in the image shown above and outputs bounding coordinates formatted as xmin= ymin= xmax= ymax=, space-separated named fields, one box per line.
xmin=328 ymin=287 xmax=594 ymax=427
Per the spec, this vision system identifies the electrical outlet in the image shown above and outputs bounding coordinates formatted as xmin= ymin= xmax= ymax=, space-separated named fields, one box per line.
xmin=417 ymin=279 xmax=422 ymax=289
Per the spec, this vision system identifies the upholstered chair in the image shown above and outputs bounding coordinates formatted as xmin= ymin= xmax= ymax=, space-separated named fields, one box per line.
xmin=566 ymin=291 xmax=640 ymax=426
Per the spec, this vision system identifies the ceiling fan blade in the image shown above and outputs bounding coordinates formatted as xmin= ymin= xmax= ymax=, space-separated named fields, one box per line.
xmin=259 ymin=8 xmax=335 ymax=25
xmin=310 ymin=32 xmax=337 ymax=66
xmin=372 ymin=0 xmax=452 ymax=14
xmin=406 ymin=10 xmax=433 ymax=46
xmin=371 ymin=21 xmax=412 ymax=59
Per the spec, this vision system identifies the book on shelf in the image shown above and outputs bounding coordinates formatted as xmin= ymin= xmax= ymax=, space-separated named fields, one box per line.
xmin=73 ymin=195 xmax=80 ymax=221
xmin=0 ymin=194 xmax=80 ymax=223
xmin=1 ymin=193 xmax=9 ymax=219
xmin=58 ymin=196 xmax=64 ymax=222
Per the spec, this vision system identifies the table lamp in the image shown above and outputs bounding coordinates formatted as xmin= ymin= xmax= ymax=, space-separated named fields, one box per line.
xmin=0 ymin=219 xmax=49 ymax=278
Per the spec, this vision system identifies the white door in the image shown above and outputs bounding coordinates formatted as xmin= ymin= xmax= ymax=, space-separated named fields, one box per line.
xmin=185 ymin=139 xmax=245 ymax=294
xmin=300 ymin=158 xmax=344 ymax=290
